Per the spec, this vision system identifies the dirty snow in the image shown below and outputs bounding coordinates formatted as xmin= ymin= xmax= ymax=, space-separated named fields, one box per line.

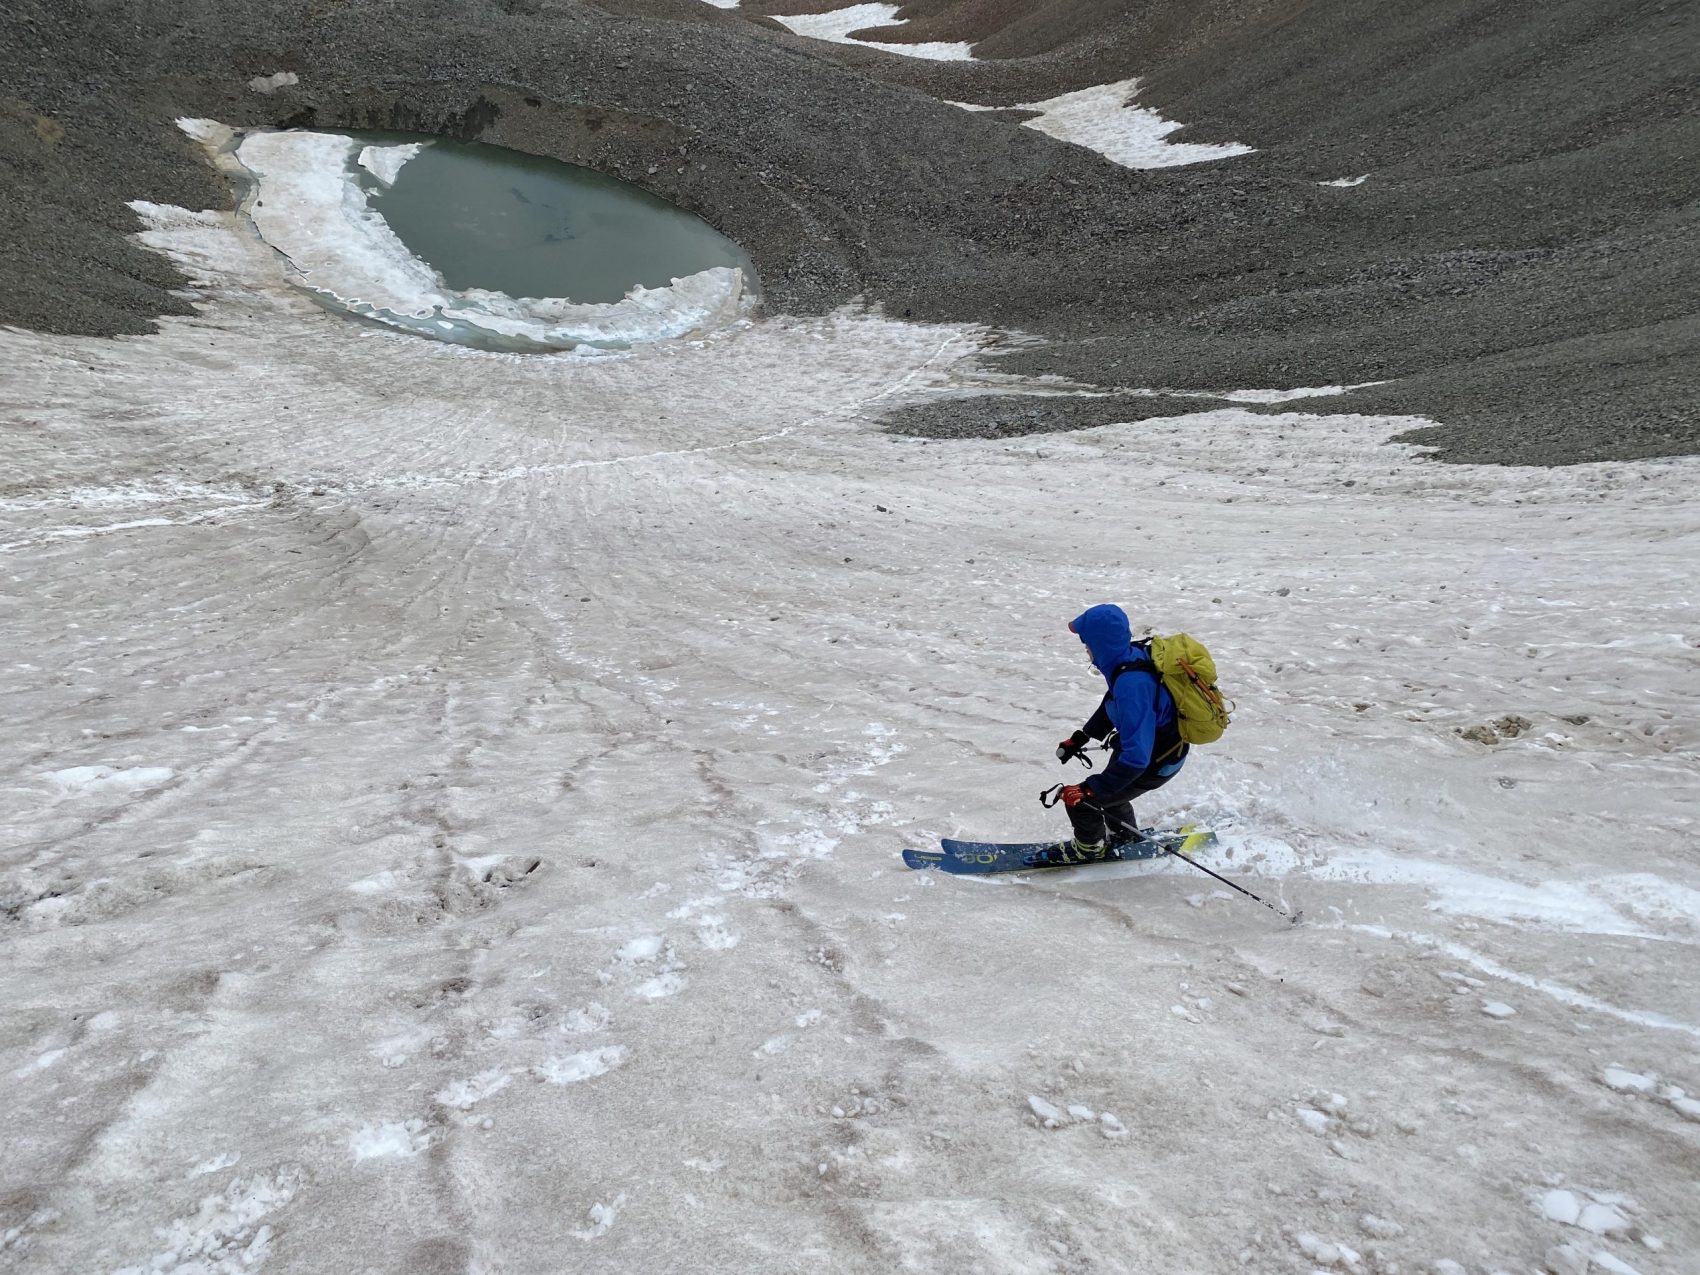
xmin=1 ymin=172 xmax=1697 ymax=1275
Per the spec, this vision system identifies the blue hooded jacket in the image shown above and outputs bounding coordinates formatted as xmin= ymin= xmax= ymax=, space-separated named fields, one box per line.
xmin=1069 ymin=604 xmax=1185 ymax=796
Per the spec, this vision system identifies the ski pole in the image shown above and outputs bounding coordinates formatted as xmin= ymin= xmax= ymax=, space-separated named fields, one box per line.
xmin=1161 ymin=846 xmax=1301 ymax=925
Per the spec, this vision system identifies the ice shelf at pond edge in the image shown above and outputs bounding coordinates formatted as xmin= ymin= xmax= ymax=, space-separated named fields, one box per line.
xmin=179 ymin=119 xmax=752 ymax=351
xmin=356 ymin=142 xmax=423 ymax=187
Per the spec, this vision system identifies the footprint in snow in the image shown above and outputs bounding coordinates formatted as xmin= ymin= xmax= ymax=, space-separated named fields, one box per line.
xmin=616 ymin=935 xmax=665 ymax=963
xmin=632 ymin=972 xmax=687 ymax=999
xmin=696 ymin=914 xmax=740 ymax=949
xmin=562 ymin=1002 xmax=611 ymax=1034
xmin=536 ymin=1045 xmax=629 ymax=1085
xmin=435 ymin=1069 xmax=512 ymax=1109
xmin=349 ymin=1119 xmax=431 ymax=1160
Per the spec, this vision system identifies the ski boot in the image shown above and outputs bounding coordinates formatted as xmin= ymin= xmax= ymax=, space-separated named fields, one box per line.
xmin=1057 ymin=837 xmax=1109 ymax=864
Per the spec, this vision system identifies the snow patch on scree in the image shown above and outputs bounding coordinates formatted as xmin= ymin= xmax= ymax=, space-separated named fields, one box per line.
xmin=770 ymin=3 xmax=974 ymax=60
xmin=953 ymin=78 xmax=1252 ymax=169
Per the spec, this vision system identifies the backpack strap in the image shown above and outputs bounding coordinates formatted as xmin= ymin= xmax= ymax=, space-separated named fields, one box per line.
xmin=1107 ymin=657 xmax=1156 ymax=686
xmin=1108 ymin=656 xmax=1187 ymax=765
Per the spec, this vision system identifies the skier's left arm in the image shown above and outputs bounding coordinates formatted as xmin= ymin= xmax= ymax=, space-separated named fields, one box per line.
xmin=1082 ymin=680 xmax=1157 ymax=796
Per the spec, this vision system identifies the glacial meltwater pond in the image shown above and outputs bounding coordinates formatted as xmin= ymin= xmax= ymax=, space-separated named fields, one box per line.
xmin=198 ymin=122 xmax=758 ymax=351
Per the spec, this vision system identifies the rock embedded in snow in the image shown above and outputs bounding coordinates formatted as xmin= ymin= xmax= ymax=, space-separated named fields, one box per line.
xmin=1358 ymin=1214 xmax=1404 ymax=1239
xmin=1481 ymin=1001 xmax=1517 ymax=1018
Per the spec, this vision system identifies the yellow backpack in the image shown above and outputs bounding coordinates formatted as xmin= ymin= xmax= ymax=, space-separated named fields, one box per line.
xmin=1146 ymin=634 xmax=1232 ymax=745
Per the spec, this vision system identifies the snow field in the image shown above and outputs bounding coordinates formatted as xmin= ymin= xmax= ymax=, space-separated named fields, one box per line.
xmin=2 ymin=198 xmax=1697 ymax=1272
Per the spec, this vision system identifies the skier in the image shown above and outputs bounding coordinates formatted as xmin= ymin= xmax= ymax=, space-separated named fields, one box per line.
xmin=1054 ymin=603 xmax=1189 ymax=859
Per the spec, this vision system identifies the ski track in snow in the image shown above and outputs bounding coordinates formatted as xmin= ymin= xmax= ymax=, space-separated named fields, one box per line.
xmin=2 ymin=199 xmax=1697 ymax=1273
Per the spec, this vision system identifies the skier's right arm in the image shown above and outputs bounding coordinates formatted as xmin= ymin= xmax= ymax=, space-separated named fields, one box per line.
xmin=1056 ymin=729 xmax=1090 ymax=763
xmin=1058 ymin=698 xmax=1113 ymax=762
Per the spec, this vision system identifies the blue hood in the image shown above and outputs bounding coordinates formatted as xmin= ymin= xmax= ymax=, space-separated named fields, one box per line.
xmin=1070 ymin=604 xmax=1138 ymax=682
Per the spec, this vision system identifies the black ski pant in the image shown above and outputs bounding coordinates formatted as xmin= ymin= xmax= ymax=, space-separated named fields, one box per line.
xmin=1067 ymin=765 xmax=1181 ymax=846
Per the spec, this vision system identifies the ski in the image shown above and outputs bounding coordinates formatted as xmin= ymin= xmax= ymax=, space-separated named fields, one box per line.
xmin=903 ymin=825 xmax=1217 ymax=876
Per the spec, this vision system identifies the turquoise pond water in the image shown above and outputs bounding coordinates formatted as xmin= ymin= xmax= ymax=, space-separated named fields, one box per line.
xmin=352 ymin=132 xmax=756 ymax=305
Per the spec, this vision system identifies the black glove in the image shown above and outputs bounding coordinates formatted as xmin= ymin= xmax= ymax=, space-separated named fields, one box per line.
xmin=1056 ymin=729 xmax=1090 ymax=763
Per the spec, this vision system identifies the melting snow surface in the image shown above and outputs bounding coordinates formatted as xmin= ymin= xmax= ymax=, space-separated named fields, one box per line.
xmin=6 ymin=177 xmax=1698 ymax=1272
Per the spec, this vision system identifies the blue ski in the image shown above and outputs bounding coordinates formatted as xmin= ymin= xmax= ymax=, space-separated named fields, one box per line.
xmin=903 ymin=826 xmax=1217 ymax=875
